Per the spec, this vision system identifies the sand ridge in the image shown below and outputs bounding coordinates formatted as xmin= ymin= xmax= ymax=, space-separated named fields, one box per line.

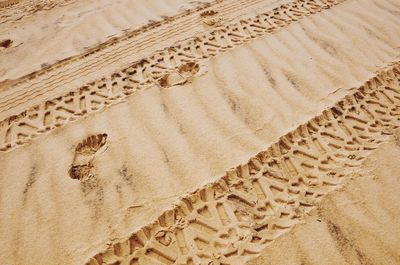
xmin=0 ymin=0 xmax=275 ymax=86
xmin=0 ymin=0 xmax=400 ymax=264
xmin=0 ymin=0 xmax=213 ymax=83
xmin=2 ymin=0 xmax=399 ymax=153
xmin=84 ymin=61 xmax=400 ymax=265
xmin=248 ymin=139 xmax=400 ymax=265
xmin=0 ymin=0 xmax=294 ymax=126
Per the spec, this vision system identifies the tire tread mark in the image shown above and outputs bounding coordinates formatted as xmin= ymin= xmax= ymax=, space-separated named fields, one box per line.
xmin=84 ymin=61 xmax=400 ymax=265
xmin=0 ymin=0 xmax=345 ymax=152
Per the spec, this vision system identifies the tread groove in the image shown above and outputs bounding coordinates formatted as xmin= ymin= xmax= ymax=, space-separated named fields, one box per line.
xmin=85 ymin=62 xmax=400 ymax=265
xmin=0 ymin=0 xmax=345 ymax=152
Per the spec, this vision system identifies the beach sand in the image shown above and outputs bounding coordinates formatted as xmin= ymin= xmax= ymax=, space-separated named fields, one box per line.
xmin=0 ymin=0 xmax=399 ymax=264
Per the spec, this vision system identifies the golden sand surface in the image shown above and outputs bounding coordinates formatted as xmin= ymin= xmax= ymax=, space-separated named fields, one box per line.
xmin=248 ymin=138 xmax=400 ymax=265
xmin=0 ymin=0 xmax=399 ymax=264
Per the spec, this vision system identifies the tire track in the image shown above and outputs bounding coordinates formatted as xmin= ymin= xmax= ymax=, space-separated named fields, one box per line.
xmin=85 ymin=61 xmax=400 ymax=265
xmin=0 ymin=0 xmax=265 ymax=102
xmin=0 ymin=0 xmax=346 ymax=152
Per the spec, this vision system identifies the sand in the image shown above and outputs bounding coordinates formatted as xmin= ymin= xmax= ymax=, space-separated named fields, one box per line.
xmin=248 ymin=138 xmax=400 ymax=265
xmin=0 ymin=0 xmax=399 ymax=264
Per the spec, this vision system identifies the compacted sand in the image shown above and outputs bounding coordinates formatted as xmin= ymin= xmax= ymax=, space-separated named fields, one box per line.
xmin=248 ymin=138 xmax=400 ymax=265
xmin=0 ymin=0 xmax=400 ymax=264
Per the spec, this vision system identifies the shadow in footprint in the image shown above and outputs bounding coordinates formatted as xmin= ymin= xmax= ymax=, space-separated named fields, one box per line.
xmin=69 ymin=133 xmax=108 ymax=217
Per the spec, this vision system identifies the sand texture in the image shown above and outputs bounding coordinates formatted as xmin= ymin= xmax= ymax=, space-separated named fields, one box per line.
xmin=248 ymin=138 xmax=400 ymax=265
xmin=0 ymin=0 xmax=399 ymax=264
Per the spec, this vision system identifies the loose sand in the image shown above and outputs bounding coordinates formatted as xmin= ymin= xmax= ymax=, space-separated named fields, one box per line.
xmin=248 ymin=138 xmax=400 ymax=265
xmin=0 ymin=0 xmax=399 ymax=264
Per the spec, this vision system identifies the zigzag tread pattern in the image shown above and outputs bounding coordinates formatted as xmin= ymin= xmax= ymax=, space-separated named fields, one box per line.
xmin=0 ymin=0 xmax=255 ymax=94
xmin=85 ymin=62 xmax=400 ymax=265
xmin=0 ymin=0 xmax=345 ymax=152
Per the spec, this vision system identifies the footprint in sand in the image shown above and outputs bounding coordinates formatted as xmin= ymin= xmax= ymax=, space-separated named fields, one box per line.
xmin=200 ymin=10 xmax=221 ymax=26
xmin=157 ymin=61 xmax=205 ymax=88
xmin=69 ymin=133 xmax=108 ymax=181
